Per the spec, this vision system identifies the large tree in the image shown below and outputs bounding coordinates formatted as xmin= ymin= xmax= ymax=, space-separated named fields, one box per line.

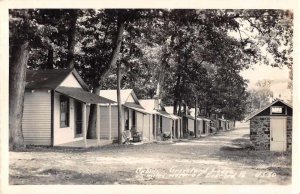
xmin=9 ymin=9 xmax=58 ymax=150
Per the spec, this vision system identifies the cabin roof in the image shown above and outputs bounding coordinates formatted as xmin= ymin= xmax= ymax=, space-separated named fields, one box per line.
xmin=56 ymin=87 xmax=115 ymax=104
xmin=157 ymin=110 xmax=178 ymax=119
xmin=139 ymin=99 xmax=178 ymax=119
xmin=26 ymin=68 xmax=89 ymax=91
xmin=99 ymin=89 xmax=137 ymax=105
xmin=123 ymin=102 xmax=155 ymax=114
xmin=164 ymin=106 xmax=174 ymax=114
xmin=139 ymin=99 xmax=156 ymax=111
xmin=123 ymin=102 xmax=145 ymax=110
xmin=246 ymin=99 xmax=293 ymax=121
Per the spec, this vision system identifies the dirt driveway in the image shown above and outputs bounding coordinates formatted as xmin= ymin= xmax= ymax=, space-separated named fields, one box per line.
xmin=9 ymin=122 xmax=291 ymax=185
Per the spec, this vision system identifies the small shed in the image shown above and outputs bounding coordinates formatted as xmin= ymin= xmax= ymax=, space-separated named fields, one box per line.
xmin=247 ymin=99 xmax=292 ymax=151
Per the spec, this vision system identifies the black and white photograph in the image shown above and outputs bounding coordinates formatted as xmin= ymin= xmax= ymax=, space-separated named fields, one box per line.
xmin=1 ymin=1 xmax=299 ymax=194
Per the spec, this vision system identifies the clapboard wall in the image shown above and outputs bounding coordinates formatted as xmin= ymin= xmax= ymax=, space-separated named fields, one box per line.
xmin=99 ymin=105 xmax=118 ymax=139
xmin=22 ymin=90 xmax=52 ymax=145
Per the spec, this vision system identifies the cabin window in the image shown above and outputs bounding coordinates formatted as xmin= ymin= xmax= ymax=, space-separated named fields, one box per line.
xmin=60 ymin=95 xmax=69 ymax=127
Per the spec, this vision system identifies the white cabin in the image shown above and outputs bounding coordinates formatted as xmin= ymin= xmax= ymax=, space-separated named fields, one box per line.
xmin=23 ymin=68 xmax=113 ymax=146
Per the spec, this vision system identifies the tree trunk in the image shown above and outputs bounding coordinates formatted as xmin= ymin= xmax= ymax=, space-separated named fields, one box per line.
xmin=114 ymin=20 xmax=125 ymax=145
xmin=87 ymin=86 xmax=101 ymax=139
xmin=178 ymin=101 xmax=182 ymax=116
xmin=86 ymin=15 xmax=125 ymax=140
xmin=194 ymin=95 xmax=198 ymax=138
xmin=66 ymin=10 xmax=78 ymax=69
xmin=45 ymin=47 xmax=53 ymax=69
xmin=173 ymin=100 xmax=178 ymax=115
xmin=173 ymin=73 xmax=181 ymax=115
xmin=155 ymin=35 xmax=174 ymax=99
xmin=9 ymin=40 xmax=29 ymax=150
xmin=117 ymin=61 xmax=123 ymax=144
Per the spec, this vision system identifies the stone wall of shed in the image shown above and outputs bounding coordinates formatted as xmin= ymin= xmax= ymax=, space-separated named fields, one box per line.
xmin=287 ymin=116 xmax=292 ymax=150
xmin=250 ymin=116 xmax=270 ymax=150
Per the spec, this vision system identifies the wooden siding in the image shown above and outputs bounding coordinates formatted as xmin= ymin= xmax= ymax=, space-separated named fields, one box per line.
xmin=99 ymin=105 xmax=118 ymax=139
xmin=162 ymin=117 xmax=171 ymax=133
xmin=198 ymin=120 xmax=205 ymax=134
xmin=22 ymin=90 xmax=51 ymax=145
xmin=136 ymin=112 xmax=144 ymax=133
xmin=187 ymin=118 xmax=194 ymax=131
xmin=142 ymin=114 xmax=152 ymax=140
xmin=60 ymin=73 xmax=82 ymax=88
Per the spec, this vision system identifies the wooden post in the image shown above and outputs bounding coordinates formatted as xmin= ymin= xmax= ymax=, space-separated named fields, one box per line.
xmin=108 ymin=103 xmax=112 ymax=141
xmin=142 ymin=113 xmax=144 ymax=141
xmin=149 ymin=114 xmax=151 ymax=141
xmin=96 ymin=104 xmax=100 ymax=145
xmin=194 ymin=96 xmax=198 ymax=138
xmin=180 ymin=118 xmax=183 ymax=138
xmin=82 ymin=103 xmax=87 ymax=147
xmin=129 ymin=109 xmax=132 ymax=131
xmin=154 ymin=114 xmax=157 ymax=140
xmin=170 ymin=119 xmax=173 ymax=143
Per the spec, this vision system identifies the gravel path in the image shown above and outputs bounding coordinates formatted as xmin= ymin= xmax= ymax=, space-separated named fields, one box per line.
xmin=9 ymin=122 xmax=291 ymax=184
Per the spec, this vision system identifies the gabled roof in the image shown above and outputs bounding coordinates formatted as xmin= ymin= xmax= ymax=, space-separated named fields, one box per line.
xmin=164 ymin=106 xmax=174 ymax=114
xmin=139 ymin=99 xmax=156 ymax=111
xmin=99 ymin=89 xmax=139 ymax=105
xmin=123 ymin=102 xmax=145 ymax=110
xmin=26 ymin=68 xmax=89 ymax=91
xmin=123 ymin=102 xmax=154 ymax=114
xmin=246 ymin=99 xmax=293 ymax=121
xmin=157 ymin=110 xmax=178 ymax=120
xmin=56 ymin=87 xmax=115 ymax=104
xmin=139 ymin=99 xmax=179 ymax=119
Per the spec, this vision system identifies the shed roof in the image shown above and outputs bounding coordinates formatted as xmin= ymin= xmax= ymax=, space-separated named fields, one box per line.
xmin=26 ymin=68 xmax=89 ymax=90
xmin=99 ymin=89 xmax=137 ymax=105
xmin=56 ymin=87 xmax=115 ymax=104
xmin=246 ymin=99 xmax=293 ymax=121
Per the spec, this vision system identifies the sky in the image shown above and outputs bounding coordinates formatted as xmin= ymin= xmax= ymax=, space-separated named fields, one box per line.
xmin=240 ymin=63 xmax=292 ymax=102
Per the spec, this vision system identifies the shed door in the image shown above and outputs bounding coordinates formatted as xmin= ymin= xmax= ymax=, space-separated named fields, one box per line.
xmin=270 ymin=117 xmax=287 ymax=151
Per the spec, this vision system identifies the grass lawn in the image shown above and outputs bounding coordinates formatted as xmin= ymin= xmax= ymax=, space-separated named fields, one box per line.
xmin=9 ymin=124 xmax=291 ymax=185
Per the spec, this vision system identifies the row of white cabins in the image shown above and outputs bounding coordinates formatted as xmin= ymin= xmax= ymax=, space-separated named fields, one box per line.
xmin=22 ymin=68 xmax=233 ymax=146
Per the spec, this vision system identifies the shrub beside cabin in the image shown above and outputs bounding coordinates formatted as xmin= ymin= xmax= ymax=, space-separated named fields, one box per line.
xmin=247 ymin=99 xmax=292 ymax=151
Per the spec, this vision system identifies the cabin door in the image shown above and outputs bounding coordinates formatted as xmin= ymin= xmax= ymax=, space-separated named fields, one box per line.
xmin=270 ymin=117 xmax=287 ymax=151
xmin=74 ymin=101 xmax=82 ymax=137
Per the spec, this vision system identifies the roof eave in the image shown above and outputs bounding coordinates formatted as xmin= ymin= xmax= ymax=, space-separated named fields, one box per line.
xmin=246 ymin=99 xmax=293 ymax=121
